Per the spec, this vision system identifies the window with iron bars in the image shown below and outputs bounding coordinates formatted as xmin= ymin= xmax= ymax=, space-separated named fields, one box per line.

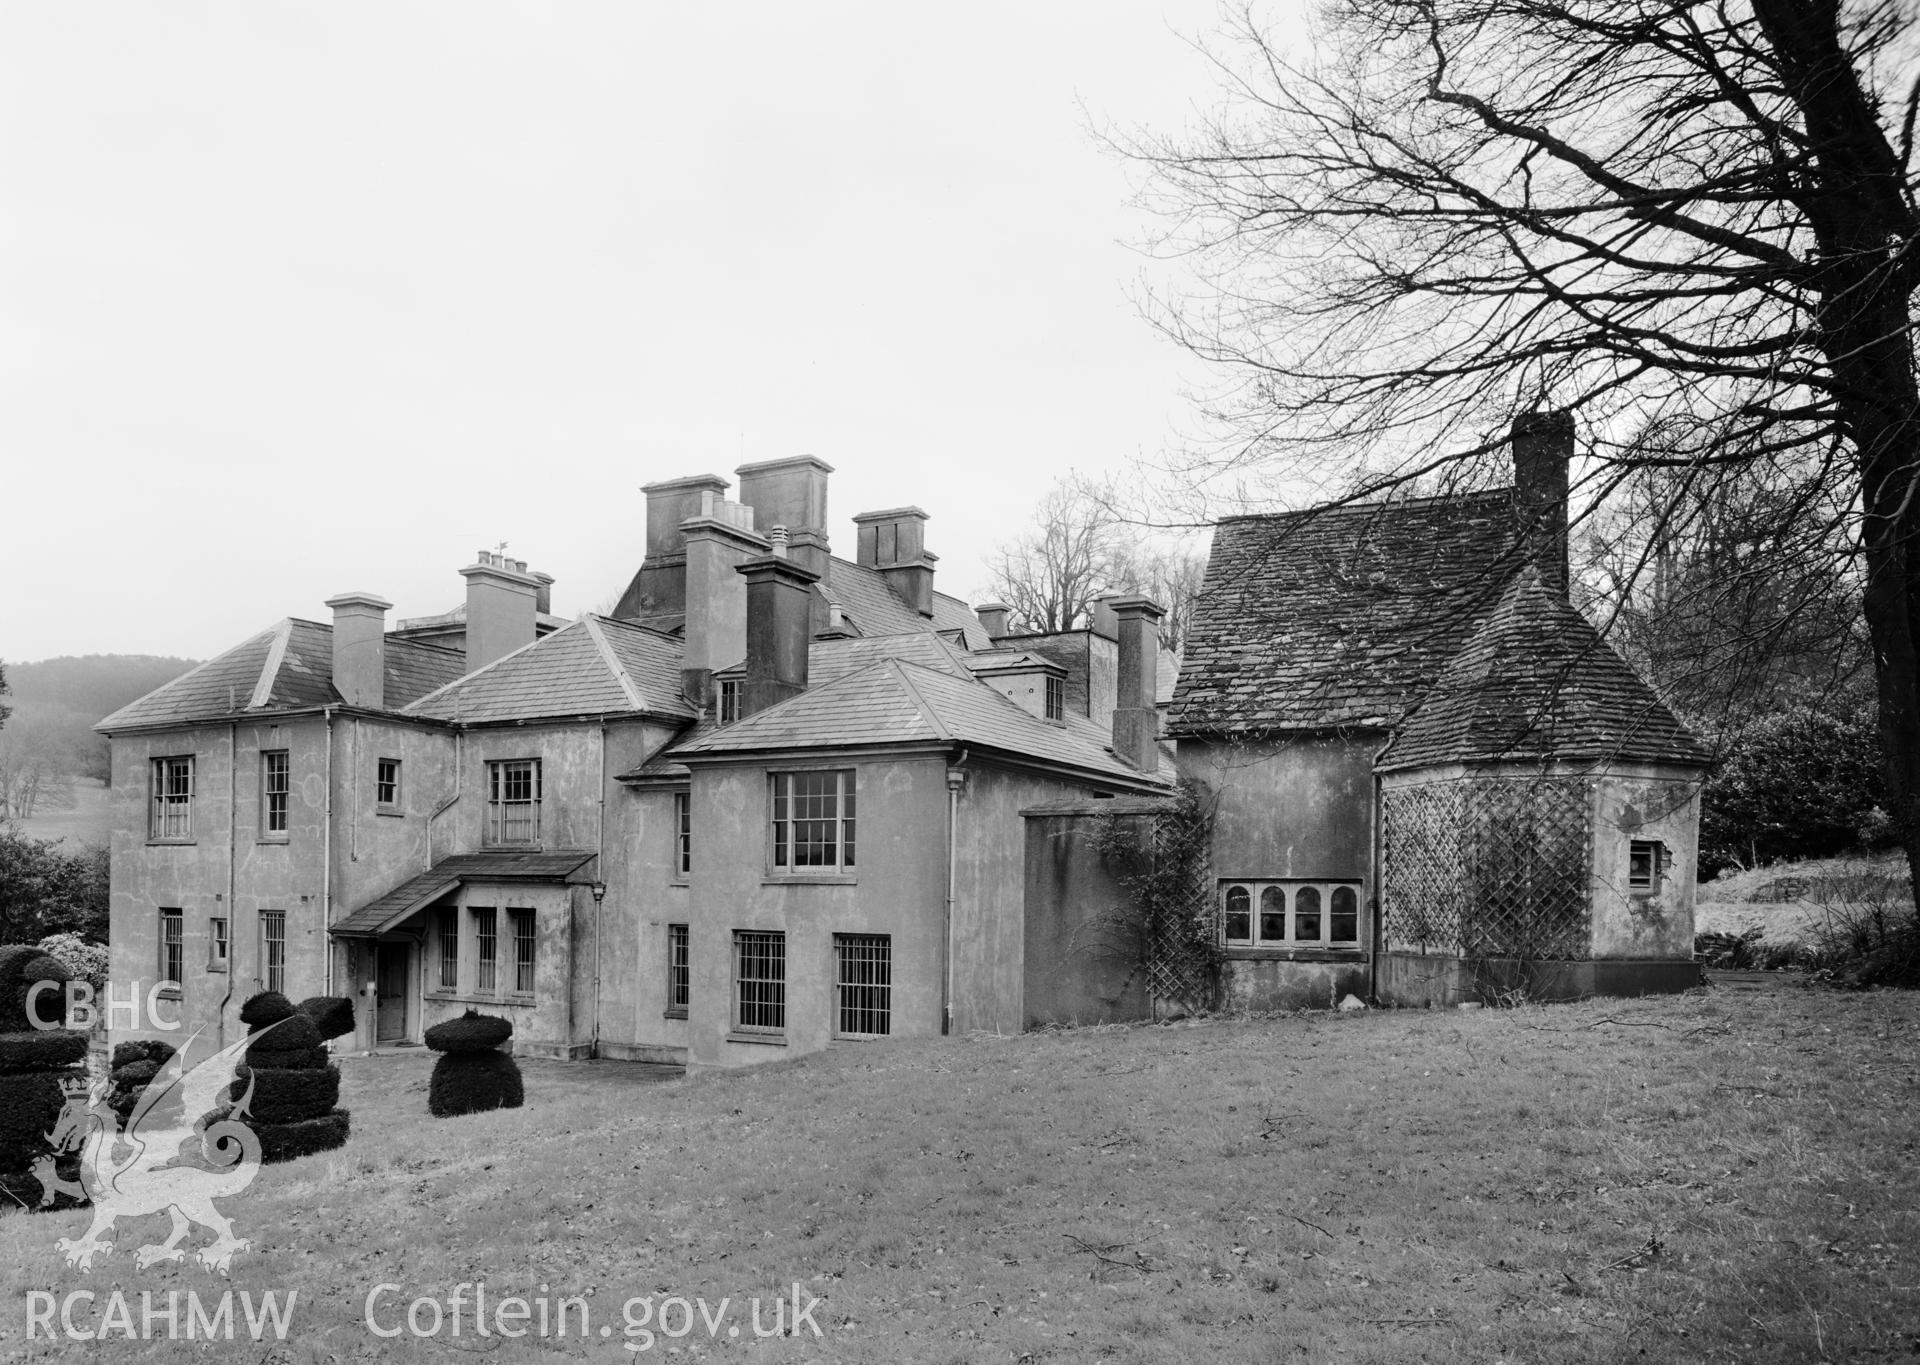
xmin=1628 ymin=840 xmax=1667 ymax=893
xmin=259 ymin=908 xmax=286 ymax=994
xmin=150 ymin=756 xmax=195 ymax=841
xmin=666 ymin=923 xmax=689 ymax=1017
xmin=1221 ymin=880 xmax=1362 ymax=948
xmin=733 ymin=930 xmax=785 ymax=1033
xmin=474 ymin=907 xmax=497 ymax=992
xmin=486 ymin=760 xmax=541 ymax=845
xmin=771 ymin=770 xmax=856 ymax=872
xmin=834 ymin=934 xmax=891 ymax=1037
xmin=158 ymin=908 xmax=184 ymax=992
xmin=436 ymin=907 xmax=458 ymax=991
xmin=261 ymin=750 xmax=289 ymax=836
xmin=510 ymin=908 xmax=535 ymax=994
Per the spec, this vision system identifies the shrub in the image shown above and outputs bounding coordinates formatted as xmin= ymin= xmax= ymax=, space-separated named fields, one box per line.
xmin=1701 ymin=707 xmax=1887 ymax=874
xmin=229 ymin=1065 xmax=341 ymax=1124
xmin=424 ymin=1011 xmax=513 ymax=1053
xmin=243 ymin=1044 xmax=330 ymax=1072
xmin=239 ymin=991 xmax=296 ymax=1029
xmin=0 ymin=944 xmax=69 ymax=1031
xmin=111 ymin=1058 xmax=161 ymax=1087
xmin=110 ymin=1039 xmax=177 ymax=1070
xmin=295 ymin=995 xmax=355 ymax=1042
xmin=245 ymin=1014 xmax=321 ymax=1059
xmin=1804 ymin=887 xmax=1920 ymax=989
xmin=0 ymin=1029 xmax=89 ymax=1071
xmin=35 ymin=934 xmax=106 ymax=995
xmin=429 ymin=1050 xmax=524 ymax=1117
xmin=0 ymin=1070 xmax=76 ymax=1172
xmin=252 ymin=1109 xmax=351 ymax=1164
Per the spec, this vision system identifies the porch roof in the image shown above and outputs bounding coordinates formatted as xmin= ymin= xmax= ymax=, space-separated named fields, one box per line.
xmin=330 ymin=850 xmax=598 ymax=937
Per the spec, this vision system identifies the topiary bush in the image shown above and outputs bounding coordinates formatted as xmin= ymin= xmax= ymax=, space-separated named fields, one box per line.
xmin=0 ymin=945 xmax=70 ymax=1030
xmin=244 ymin=1013 xmax=321 ymax=1062
xmin=228 ymin=1065 xmax=341 ymax=1124
xmin=252 ymin=1109 xmax=351 ymax=1165
xmin=0 ymin=1030 xmax=90 ymax=1072
xmin=0 ymin=947 xmax=87 ymax=1208
xmin=239 ymin=991 xmax=296 ymax=1029
xmin=110 ymin=1038 xmax=177 ymax=1071
xmin=428 ymin=1050 xmax=525 ymax=1117
xmin=295 ymin=995 xmax=355 ymax=1042
xmin=424 ymin=1011 xmax=513 ymax=1053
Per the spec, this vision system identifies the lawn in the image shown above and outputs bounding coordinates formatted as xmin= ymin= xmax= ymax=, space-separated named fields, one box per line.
xmin=4 ymin=983 xmax=1918 ymax=1362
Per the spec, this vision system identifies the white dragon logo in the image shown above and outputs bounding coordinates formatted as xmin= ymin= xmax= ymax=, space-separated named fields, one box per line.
xmin=36 ymin=1024 xmax=282 ymax=1274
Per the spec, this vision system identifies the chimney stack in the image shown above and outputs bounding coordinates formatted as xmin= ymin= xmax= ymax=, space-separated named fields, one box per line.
xmin=1110 ymin=596 xmax=1165 ymax=773
xmin=1512 ymin=410 xmax=1573 ymax=598
xmin=460 ymin=549 xmax=540 ymax=673
xmin=324 ymin=592 xmax=391 ymax=710
xmin=737 ymin=551 xmax=821 ymax=717
xmin=612 ymin=473 xmax=731 ymax=620
xmin=975 ymin=602 xmax=1012 ymax=639
xmin=853 ymin=507 xmax=936 ymax=616
xmin=532 ymin=571 xmax=555 ymax=616
xmin=1090 ymin=594 xmax=1122 ymax=639
xmin=679 ymin=493 xmax=767 ymax=707
xmin=735 ymin=456 xmax=832 ymax=582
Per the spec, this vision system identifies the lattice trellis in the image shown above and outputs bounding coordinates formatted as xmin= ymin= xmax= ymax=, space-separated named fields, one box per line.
xmin=1382 ymin=776 xmax=1593 ymax=959
xmin=1144 ymin=811 xmax=1218 ymax=1012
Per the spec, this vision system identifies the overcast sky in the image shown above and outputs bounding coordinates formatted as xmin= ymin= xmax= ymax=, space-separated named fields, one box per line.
xmin=1 ymin=2 xmax=1296 ymax=664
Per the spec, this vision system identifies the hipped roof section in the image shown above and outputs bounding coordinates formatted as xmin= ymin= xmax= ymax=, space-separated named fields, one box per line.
xmin=403 ymin=615 xmax=694 ymax=724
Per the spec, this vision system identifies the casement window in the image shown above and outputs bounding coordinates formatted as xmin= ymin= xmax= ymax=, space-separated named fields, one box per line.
xmin=376 ymin=757 xmax=402 ymax=810
xmin=834 ymin=934 xmax=892 ymax=1038
xmin=1628 ymin=840 xmax=1667 ymax=893
xmin=771 ymin=769 xmax=856 ymax=872
xmin=718 ymin=679 xmax=741 ymax=725
xmin=666 ymin=924 xmax=689 ymax=1018
xmin=486 ymin=760 xmax=541 ymax=846
xmin=673 ymin=791 xmax=692 ymax=876
xmin=259 ymin=909 xmax=286 ymax=994
xmin=1221 ymin=880 xmax=1362 ymax=948
xmin=510 ymin=909 xmax=535 ymax=994
xmin=261 ymin=750 xmax=290 ymax=837
xmin=733 ymin=930 xmax=786 ymax=1033
xmin=150 ymin=756 xmax=195 ymax=841
xmin=158 ymin=909 xmax=184 ymax=991
xmin=474 ymin=907 xmax=498 ymax=992
xmin=1045 ymin=675 xmax=1065 ymax=722
xmin=208 ymin=916 xmax=228 ymax=972
xmin=436 ymin=907 xmax=459 ymax=991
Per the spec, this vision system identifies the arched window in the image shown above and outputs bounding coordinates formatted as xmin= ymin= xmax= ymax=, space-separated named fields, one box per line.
xmin=1259 ymin=886 xmax=1286 ymax=943
xmin=1223 ymin=885 xmax=1251 ymax=943
xmin=1330 ymin=886 xmax=1358 ymax=943
xmin=1294 ymin=886 xmax=1322 ymax=942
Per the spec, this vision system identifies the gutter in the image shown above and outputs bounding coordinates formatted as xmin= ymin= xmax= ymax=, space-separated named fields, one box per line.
xmin=593 ymin=723 xmax=607 ymax=1059
xmin=218 ymin=721 xmax=239 ymax=1050
xmin=1368 ymin=733 xmax=1394 ymax=1003
xmin=323 ymin=708 xmax=335 ymax=1001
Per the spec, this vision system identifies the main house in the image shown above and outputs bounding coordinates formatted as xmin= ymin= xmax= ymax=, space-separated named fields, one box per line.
xmin=99 ymin=418 xmax=1709 ymax=1065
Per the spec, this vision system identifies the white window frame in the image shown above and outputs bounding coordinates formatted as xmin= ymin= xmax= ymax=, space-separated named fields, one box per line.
xmin=261 ymin=749 xmax=290 ymax=838
xmin=733 ymin=930 xmax=786 ymax=1034
xmin=834 ymin=934 xmax=892 ymax=1038
xmin=150 ymin=756 xmax=195 ymax=841
xmin=376 ymin=756 xmax=402 ymax=810
xmin=770 ymin=769 xmax=857 ymax=873
xmin=486 ymin=759 xmax=542 ymax=846
xmin=666 ymin=923 xmax=689 ymax=1019
xmin=673 ymin=790 xmax=692 ymax=877
xmin=1044 ymin=674 xmax=1065 ymax=721
xmin=1220 ymin=879 xmax=1363 ymax=949
xmin=1628 ymin=840 xmax=1667 ymax=893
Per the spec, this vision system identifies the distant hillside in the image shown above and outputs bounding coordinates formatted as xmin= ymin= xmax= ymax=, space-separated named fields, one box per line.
xmin=2 ymin=654 xmax=199 ymax=814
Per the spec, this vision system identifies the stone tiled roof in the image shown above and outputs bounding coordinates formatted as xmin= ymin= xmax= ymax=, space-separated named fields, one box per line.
xmin=1170 ymin=491 xmax=1526 ymax=735
xmin=96 ymin=619 xmax=465 ymax=732
xmin=1379 ymin=569 xmax=1710 ymax=771
xmin=330 ymin=850 xmax=597 ymax=937
xmin=820 ymin=557 xmax=991 ymax=649
xmin=673 ymin=658 xmax=1168 ymax=788
xmin=404 ymin=616 xmax=694 ymax=724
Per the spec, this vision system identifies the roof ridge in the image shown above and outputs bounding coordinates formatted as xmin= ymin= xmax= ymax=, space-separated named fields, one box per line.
xmin=1217 ymin=487 xmax=1512 ymax=525
xmin=582 ymin=615 xmax=649 ymax=711
xmin=247 ymin=619 xmax=295 ymax=710
xmin=888 ymin=660 xmax=953 ymax=742
xmin=399 ymin=619 xmax=581 ymax=714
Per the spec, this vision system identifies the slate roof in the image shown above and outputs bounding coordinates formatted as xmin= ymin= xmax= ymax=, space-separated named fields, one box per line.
xmin=1170 ymin=491 xmax=1527 ymax=735
xmin=673 ymin=657 xmax=1168 ymax=788
xmin=1379 ymin=569 xmax=1710 ymax=771
xmin=330 ymin=850 xmax=597 ymax=937
xmin=403 ymin=616 xmax=694 ymax=724
xmin=818 ymin=556 xmax=992 ymax=649
xmin=96 ymin=619 xmax=465 ymax=732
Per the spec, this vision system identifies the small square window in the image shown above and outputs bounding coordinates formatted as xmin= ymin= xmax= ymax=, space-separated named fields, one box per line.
xmin=376 ymin=757 xmax=402 ymax=809
xmin=1628 ymin=840 xmax=1666 ymax=893
xmin=208 ymin=915 xmax=229 ymax=972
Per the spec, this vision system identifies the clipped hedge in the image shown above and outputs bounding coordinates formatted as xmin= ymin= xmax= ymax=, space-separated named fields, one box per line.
xmin=242 ymin=1044 xmax=330 ymax=1072
xmin=295 ymin=995 xmax=355 ymax=1042
xmin=110 ymin=1039 xmax=178 ymax=1071
xmin=0 ymin=945 xmax=70 ymax=1031
xmin=428 ymin=1050 xmax=525 ymax=1117
xmin=112 ymin=1058 xmax=161 ymax=1087
xmin=0 ymin=1158 xmax=84 ymax=1213
xmin=0 ymin=1070 xmax=79 ymax=1173
xmin=239 ymin=991 xmax=296 ymax=1029
xmin=245 ymin=1014 xmax=321 ymax=1059
xmin=424 ymin=1011 xmax=513 ymax=1054
xmin=0 ymin=1029 xmax=89 ymax=1072
xmin=253 ymin=1109 xmax=351 ymax=1165
xmin=229 ymin=1064 xmax=341 ymax=1125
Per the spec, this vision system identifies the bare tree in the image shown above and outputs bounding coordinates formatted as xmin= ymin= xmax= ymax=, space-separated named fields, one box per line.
xmin=1131 ymin=0 xmax=1920 ymax=893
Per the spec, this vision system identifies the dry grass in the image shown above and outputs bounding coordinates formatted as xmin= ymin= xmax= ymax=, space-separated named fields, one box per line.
xmin=5 ymin=984 xmax=1918 ymax=1362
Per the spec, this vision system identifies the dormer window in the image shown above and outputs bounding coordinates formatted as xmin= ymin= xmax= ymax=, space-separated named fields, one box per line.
xmin=718 ymin=679 xmax=741 ymax=725
xmin=1045 ymin=674 xmax=1065 ymax=721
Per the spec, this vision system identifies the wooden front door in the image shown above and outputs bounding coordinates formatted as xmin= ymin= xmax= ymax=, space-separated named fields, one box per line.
xmin=376 ymin=944 xmax=410 ymax=1043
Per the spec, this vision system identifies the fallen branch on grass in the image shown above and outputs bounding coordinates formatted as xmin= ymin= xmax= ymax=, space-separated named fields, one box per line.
xmin=1062 ymin=1234 xmax=1156 ymax=1273
xmin=1360 ymin=1316 xmax=1450 ymax=1327
xmin=1285 ymin=1212 xmax=1335 ymax=1239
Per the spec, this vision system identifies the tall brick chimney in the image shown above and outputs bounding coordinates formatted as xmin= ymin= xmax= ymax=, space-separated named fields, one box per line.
xmin=736 ymin=537 xmax=820 ymax=717
xmin=324 ymin=592 xmax=391 ymax=710
xmin=1512 ymin=410 xmax=1573 ymax=598
xmin=460 ymin=550 xmax=539 ymax=673
xmin=853 ymin=507 xmax=936 ymax=617
xmin=1110 ymin=596 xmax=1164 ymax=773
